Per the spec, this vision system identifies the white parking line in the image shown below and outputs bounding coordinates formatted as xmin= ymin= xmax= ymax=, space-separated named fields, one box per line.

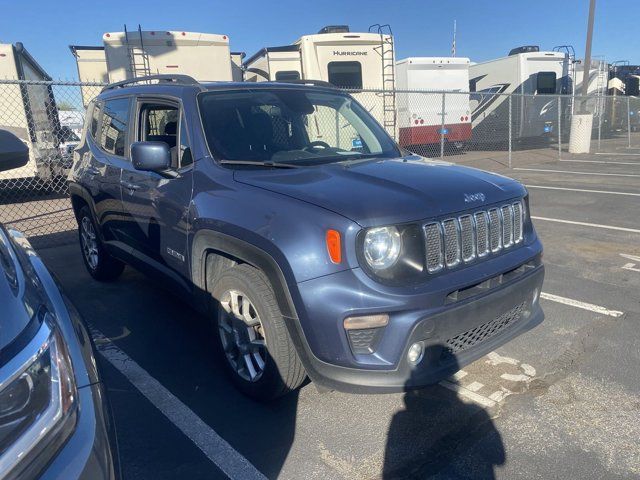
xmin=540 ymin=292 xmax=624 ymax=318
xmin=439 ymin=380 xmax=497 ymax=408
xmin=531 ymin=215 xmax=640 ymax=234
xmin=559 ymin=159 xmax=640 ymax=166
xmin=91 ymin=328 xmax=267 ymax=480
xmin=526 ymin=185 xmax=640 ymax=197
xmin=515 ymin=168 xmax=640 ymax=178
xmin=594 ymin=152 xmax=640 ymax=156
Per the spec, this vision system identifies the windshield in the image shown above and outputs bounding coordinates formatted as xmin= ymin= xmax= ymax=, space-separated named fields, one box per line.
xmin=198 ymin=88 xmax=399 ymax=166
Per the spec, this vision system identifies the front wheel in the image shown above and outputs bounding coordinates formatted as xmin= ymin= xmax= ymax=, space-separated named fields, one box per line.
xmin=211 ymin=264 xmax=306 ymax=400
xmin=77 ymin=205 xmax=125 ymax=281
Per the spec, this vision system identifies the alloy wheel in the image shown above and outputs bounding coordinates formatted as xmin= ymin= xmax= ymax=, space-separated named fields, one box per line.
xmin=80 ymin=216 xmax=99 ymax=270
xmin=218 ymin=289 xmax=267 ymax=382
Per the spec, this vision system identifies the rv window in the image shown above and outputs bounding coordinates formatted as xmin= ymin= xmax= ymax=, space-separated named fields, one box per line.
xmin=327 ymin=62 xmax=363 ymax=89
xmin=99 ymin=98 xmax=130 ymax=157
xmin=536 ymin=72 xmax=557 ymax=94
xmin=275 ymin=71 xmax=301 ymax=81
xmin=626 ymin=76 xmax=640 ymax=97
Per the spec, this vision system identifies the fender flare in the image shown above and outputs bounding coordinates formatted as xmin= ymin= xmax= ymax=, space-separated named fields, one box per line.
xmin=191 ymin=229 xmax=299 ymax=320
xmin=68 ymin=182 xmax=98 ymax=222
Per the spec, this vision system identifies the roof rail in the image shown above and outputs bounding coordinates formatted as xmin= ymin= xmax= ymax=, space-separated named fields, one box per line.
xmin=273 ymin=79 xmax=337 ymax=88
xmin=101 ymin=74 xmax=198 ymax=92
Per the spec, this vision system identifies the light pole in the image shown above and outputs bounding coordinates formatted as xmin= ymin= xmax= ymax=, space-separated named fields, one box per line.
xmin=581 ymin=0 xmax=597 ymax=103
xmin=569 ymin=0 xmax=597 ymax=153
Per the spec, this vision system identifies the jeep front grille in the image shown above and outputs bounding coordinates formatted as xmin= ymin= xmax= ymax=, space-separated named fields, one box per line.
xmin=423 ymin=201 xmax=524 ymax=274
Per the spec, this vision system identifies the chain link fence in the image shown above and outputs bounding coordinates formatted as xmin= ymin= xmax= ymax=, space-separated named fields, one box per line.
xmin=1 ymin=79 xmax=639 ymax=249
xmin=353 ymin=89 xmax=640 ymax=165
xmin=0 ymin=80 xmax=103 ymax=247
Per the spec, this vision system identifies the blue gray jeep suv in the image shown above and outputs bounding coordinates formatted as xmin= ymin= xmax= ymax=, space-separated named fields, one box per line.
xmin=69 ymin=75 xmax=544 ymax=400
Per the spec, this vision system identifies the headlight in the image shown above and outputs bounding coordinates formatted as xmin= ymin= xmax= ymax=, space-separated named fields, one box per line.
xmin=363 ymin=226 xmax=401 ymax=270
xmin=0 ymin=313 xmax=77 ymax=480
xmin=359 ymin=224 xmax=426 ymax=284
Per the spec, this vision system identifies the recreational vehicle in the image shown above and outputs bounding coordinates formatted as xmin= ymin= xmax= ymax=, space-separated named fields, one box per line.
xmin=69 ymin=45 xmax=109 ymax=106
xmin=605 ymin=64 xmax=640 ymax=132
xmin=395 ymin=57 xmax=471 ymax=150
xmin=102 ymin=27 xmax=233 ymax=82
xmin=469 ymin=46 xmax=570 ymax=144
xmin=0 ymin=42 xmax=62 ymax=183
xmin=244 ymin=25 xmax=397 ymax=136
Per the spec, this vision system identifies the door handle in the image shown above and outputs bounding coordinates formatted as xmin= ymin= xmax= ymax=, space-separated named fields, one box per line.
xmin=86 ymin=166 xmax=100 ymax=176
xmin=120 ymin=180 xmax=141 ymax=192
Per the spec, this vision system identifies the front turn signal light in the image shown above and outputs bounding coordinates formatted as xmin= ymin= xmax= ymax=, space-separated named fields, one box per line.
xmin=326 ymin=229 xmax=342 ymax=264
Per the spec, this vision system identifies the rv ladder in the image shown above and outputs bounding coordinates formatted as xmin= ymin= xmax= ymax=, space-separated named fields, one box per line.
xmin=124 ymin=24 xmax=152 ymax=79
xmin=370 ymin=24 xmax=397 ymax=138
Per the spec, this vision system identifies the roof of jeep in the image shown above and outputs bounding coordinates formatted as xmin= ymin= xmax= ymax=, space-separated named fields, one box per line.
xmin=98 ymin=79 xmax=340 ymax=100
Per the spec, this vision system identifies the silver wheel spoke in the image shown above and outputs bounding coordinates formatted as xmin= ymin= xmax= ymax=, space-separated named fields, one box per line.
xmin=218 ymin=288 xmax=267 ymax=383
xmin=252 ymin=351 xmax=265 ymax=371
xmin=244 ymin=354 xmax=257 ymax=380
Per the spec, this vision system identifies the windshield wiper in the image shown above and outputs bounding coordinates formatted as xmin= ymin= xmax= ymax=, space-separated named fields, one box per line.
xmin=219 ymin=159 xmax=299 ymax=169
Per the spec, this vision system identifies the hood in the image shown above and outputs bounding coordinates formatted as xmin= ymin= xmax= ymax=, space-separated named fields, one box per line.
xmin=233 ymin=157 xmax=526 ymax=227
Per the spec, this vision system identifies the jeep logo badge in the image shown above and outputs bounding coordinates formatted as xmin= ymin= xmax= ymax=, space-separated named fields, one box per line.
xmin=464 ymin=192 xmax=486 ymax=203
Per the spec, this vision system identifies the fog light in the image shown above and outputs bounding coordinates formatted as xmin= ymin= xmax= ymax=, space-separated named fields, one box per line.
xmin=407 ymin=342 xmax=424 ymax=364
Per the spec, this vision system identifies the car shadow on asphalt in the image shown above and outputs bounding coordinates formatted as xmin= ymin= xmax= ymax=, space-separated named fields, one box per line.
xmin=382 ymin=347 xmax=505 ymax=479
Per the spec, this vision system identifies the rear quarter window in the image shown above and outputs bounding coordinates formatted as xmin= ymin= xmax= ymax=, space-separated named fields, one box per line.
xmin=99 ymin=98 xmax=130 ymax=157
xmin=90 ymin=101 xmax=101 ymax=139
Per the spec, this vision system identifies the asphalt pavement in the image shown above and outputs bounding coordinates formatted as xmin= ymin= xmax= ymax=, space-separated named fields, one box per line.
xmin=38 ymin=144 xmax=640 ymax=479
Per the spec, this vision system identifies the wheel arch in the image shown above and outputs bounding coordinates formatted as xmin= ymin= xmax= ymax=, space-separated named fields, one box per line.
xmin=191 ymin=229 xmax=299 ymax=320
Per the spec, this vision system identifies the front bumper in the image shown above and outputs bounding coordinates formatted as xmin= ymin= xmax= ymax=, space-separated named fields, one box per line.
xmin=288 ymin=243 xmax=544 ymax=393
xmin=40 ymin=382 xmax=117 ymax=480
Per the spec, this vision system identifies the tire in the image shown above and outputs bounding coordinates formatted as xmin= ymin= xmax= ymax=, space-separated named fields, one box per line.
xmin=211 ymin=263 xmax=306 ymax=400
xmin=77 ymin=205 xmax=125 ymax=281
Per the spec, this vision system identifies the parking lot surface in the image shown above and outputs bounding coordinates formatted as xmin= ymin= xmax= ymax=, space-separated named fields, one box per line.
xmin=38 ymin=146 xmax=640 ymax=479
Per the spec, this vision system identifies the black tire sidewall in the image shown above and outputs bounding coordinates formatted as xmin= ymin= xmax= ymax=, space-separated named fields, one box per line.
xmin=211 ymin=266 xmax=292 ymax=400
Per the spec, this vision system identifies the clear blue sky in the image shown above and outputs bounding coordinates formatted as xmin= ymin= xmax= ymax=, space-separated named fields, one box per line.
xmin=0 ymin=0 xmax=636 ymax=80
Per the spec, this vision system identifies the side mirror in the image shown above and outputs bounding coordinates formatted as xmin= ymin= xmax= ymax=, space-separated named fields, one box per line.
xmin=0 ymin=130 xmax=29 ymax=172
xmin=131 ymin=141 xmax=171 ymax=173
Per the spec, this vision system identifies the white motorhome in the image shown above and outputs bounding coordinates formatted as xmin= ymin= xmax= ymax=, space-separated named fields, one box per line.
xmin=573 ymin=59 xmax=608 ymax=97
xmin=69 ymin=45 xmax=109 ymax=106
xmin=244 ymin=25 xmax=396 ymax=135
xmin=102 ymin=28 xmax=233 ymax=82
xmin=469 ymin=46 xmax=569 ymax=143
xmin=395 ymin=57 xmax=471 ymax=149
xmin=0 ymin=42 xmax=62 ymax=182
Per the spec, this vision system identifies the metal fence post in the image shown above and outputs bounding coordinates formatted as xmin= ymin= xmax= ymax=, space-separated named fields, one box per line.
xmin=557 ymin=94 xmax=562 ymax=160
xmin=508 ymin=94 xmax=512 ymax=168
xmin=440 ymin=92 xmax=446 ymax=159
xmin=628 ymin=96 xmax=632 ymax=149
xmin=597 ymin=95 xmax=602 ymax=152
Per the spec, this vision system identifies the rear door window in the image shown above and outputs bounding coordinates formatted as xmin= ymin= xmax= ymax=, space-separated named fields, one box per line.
xmin=100 ymin=98 xmax=130 ymax=156
xmin=327 ymin=62 xmax=363 ymax=89
xmin=536 ymin=72 xmax=557 ymax=94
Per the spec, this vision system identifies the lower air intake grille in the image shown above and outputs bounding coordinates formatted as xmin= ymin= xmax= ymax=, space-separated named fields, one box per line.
xmin=443 ymin=301 xmax=525 ymax=355
xmin=347 ymin=328 xmax=383 ymax=354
